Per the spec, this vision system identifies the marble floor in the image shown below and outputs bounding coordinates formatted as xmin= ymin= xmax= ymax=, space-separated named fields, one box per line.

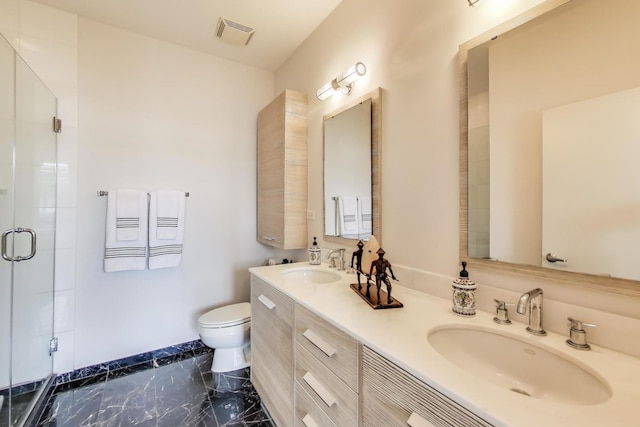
xmin=36 ymin=353 xmax=274 ymax=426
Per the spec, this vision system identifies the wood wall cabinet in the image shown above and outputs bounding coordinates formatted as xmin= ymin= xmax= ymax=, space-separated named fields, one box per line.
xmin=250 ymin=276 xmax=295 ymax=426
xmin=257 ymin=89 xmax=308 ymax=249
xmin=361 ymin=346 xmax=492 ymax=427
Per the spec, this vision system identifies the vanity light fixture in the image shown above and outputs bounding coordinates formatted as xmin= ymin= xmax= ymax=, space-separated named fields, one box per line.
xmin=467 ymin=0 xmax=481 ymax=6
xmin=316 ymin=62 xmax=367 ymax=101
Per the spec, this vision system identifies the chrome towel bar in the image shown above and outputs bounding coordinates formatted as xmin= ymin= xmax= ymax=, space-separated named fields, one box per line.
xmin=97 ymin=190 xmax=189 ymax=197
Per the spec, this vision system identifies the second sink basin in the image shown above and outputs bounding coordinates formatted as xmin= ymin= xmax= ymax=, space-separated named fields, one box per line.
xmin=282 ymin=268 xmax=341 ymax=284
xmin=427 ymin=325 xmax=611 ymax=406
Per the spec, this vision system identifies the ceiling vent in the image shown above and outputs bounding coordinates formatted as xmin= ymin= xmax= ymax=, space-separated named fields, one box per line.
xmin=216 ymin=18 xmax=255 ymax=46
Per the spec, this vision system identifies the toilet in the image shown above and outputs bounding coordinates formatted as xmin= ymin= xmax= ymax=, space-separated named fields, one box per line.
xmin=198 ymin=302 xmax=251 ymax=373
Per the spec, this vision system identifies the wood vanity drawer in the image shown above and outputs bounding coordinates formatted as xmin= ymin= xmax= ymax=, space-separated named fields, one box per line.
xmin=251 ymin=277 xmax=295 ymax=427
xmin=362 ymin=346 xmax=492 ymax=427
xmin=295 ymin=304 xmax=359 ymax=391
xmin=295 ymin=381 xmax=336 ymax=427
xmin=296 ymin=343 xmax=358 ymax=427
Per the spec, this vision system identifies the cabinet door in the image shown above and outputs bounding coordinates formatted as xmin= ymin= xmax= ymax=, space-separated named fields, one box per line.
xmin=362 ymin=346 xmax=492 ymax=427
xmin=256 ymin=89 xmax=307 ymax=249
xmin=257 ymin=92 xmax=285 ymax=246
xmin=251 ymin=276 xmax=295 ymax=426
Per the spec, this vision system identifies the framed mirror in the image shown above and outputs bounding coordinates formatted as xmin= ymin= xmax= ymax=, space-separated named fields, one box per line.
xmin=460 ymin=0 xmax=640 ymax=296
xmin=323 ymin=88 xmax=382 ymax=245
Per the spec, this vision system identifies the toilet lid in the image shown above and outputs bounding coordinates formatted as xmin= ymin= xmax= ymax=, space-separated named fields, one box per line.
xmin=198 ymin=302 xmax=251 ymax=327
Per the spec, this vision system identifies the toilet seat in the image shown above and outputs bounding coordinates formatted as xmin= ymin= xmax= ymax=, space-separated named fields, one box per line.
xmin=199 ymin=302 xmax=250 ymax=329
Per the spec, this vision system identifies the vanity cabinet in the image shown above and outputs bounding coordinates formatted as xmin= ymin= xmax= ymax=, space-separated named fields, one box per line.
xmin=294 ymin=305 xmax=359 ymax=426
xmin=250 ymin=276 xmax=295 ymax=426
xmin=257 ymin=89 xmax=308 ymax=249
xmin=361 ymin=346 xmax=492 ymax=427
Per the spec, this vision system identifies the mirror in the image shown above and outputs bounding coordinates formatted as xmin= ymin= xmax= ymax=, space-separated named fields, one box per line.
xmin=323 ymin=88 xmax=382 ymax=244
xmin=460 ymin=0 xmax=640 ymax=295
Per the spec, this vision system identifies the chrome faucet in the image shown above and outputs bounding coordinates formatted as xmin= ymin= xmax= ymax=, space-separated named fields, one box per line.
xmin=516 ymin=288 xmax=547 ymax=336
xmin=326 ymin=248 xmax=346 ymax=271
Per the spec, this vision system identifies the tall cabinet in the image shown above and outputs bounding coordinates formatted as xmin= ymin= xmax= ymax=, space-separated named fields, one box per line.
xmin=257 ymin=89 xmax=308 ymax=249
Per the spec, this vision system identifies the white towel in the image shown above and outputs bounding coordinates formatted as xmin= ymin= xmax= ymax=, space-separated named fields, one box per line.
xmin=115 ymin=189 xmax=142 ymax=241
xmin=359 ymin=196 xmax=372 ymax=236
xmin=104 ymin=189 xmax=148 ymax=272
xmin=338 ymin=196 xmax=358 ymax=238
xmin=148 ymin=191 xmax=185 ymax=270
xmin=155 ymin=191 xmax=181 ymax=240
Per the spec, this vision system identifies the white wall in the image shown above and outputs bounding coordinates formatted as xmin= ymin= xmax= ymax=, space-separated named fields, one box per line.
xmin=275 ymin=0 xmax=640 ymax=357
xmin=2 ymin=0 xmax=281 ymax=373
xmin=3 ymin=0 xmax=640 ymax=372
xmin=73 ymin=18 xmax=276 ymax=369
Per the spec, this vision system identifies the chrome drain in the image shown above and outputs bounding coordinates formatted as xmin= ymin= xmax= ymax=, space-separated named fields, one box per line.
xmin=510 ymin=388 xmax=531 ymax=397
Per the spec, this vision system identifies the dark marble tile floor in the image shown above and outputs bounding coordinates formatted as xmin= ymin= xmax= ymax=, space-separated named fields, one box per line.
xmin=36 ymin=352 xmax=274 ymax=426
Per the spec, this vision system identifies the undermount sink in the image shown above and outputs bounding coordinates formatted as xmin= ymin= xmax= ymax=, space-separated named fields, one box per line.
xmin=427 ymin=325 xmax=611 ymax=406
xmin=282 ymin=268 xmax=341 ymax=284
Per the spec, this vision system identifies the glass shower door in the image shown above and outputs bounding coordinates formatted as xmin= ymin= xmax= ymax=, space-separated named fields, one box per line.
xmin=0 ymin=33 xmax=57 ymax=427
xmin=0 ymin=33 xmax=17 ymax=427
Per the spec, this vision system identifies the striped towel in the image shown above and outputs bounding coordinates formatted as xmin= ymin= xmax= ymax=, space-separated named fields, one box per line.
xmin=155 ymin=191 xmax=181 ymax=240
xmin=359 ymin=196 xmax=372 ymax=236
xmin=148 ymin=191 xmax=186 ymax=269
xmin=338 ymin=196 xmax=358 ymax=238
xmin=115 ymin=189 xmax=142 ymax=241
xmin=104 ymin=190 xmax=148 ymax=272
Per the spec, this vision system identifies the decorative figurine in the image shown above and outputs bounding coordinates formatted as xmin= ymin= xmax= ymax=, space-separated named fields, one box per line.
xmin=369 ymin=248 xmax=397 ymax=304
xmin=349 ymin=239 xmax=403 ymax=309
xmin=351 ymin=240 xmax=365 ymax=290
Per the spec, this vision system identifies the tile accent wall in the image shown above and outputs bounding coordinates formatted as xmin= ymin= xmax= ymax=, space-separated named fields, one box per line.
xmin=54 ymin=340 xmax=208 ymax=388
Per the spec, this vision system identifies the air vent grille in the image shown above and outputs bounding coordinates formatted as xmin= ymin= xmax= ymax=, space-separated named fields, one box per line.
xmin=216 ymin=18 xmax=255 ymax=46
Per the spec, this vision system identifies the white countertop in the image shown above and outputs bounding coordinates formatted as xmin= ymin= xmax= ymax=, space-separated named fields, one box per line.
xmin=249 ymin=262 xmax=640 ymax=427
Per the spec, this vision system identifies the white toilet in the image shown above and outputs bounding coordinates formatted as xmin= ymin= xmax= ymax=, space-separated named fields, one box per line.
xmin=198 ymin=302 xmax=251 ymax=373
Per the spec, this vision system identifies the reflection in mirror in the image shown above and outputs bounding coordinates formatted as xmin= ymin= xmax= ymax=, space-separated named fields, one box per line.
xmin=461 ymin=0 xmax=640 ymax=295
xmin=323 ymin=88 xmax=381 ymax=245
xmin=324 ymin=99 xmax=372 ymax=240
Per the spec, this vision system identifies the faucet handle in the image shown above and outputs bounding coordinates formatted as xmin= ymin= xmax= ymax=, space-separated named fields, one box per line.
xmin=567 ymin=317 xmax=596 ymax=330
xmin=493 ymin=299 xmax=514 ymax=325
xmin=566 ymin=317 xmax=596 ymax=351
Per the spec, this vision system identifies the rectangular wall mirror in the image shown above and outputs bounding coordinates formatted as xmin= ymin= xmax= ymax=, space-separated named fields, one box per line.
xmin=460 ymin=0 xmax=640 ymax=296
xmin=324 ymin=88 xmax=381 ymax=245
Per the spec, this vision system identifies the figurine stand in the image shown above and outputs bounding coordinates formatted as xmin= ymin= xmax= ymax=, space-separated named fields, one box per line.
xmin=350 ymin=282 xmax=403 ymax=310
xmin=349 ymin=239 xmax=403 ymax=310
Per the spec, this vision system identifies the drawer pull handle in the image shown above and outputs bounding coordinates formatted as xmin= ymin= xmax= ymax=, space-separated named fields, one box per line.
xmin=303 ymin=372 xmax=336 ymax=408
xmin=258 ymin=294 xmax=276 ymax=310
xmin=303 ymin=329 xmax=337 ymax=357
xmin=302 ymin=413 xmax=319 ymax=427
xmin=407 ymin=412 xmax=436 ymax=427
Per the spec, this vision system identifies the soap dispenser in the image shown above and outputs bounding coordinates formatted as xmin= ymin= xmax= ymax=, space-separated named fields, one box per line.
xmin=308 ymin=237 xmax=321 ymax=265
xmin=452 ymin=261 xmax=476 ymax=317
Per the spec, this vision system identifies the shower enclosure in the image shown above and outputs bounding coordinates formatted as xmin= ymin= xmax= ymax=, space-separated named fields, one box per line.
xmin=0 ymin=34 xmax=58 ymax=426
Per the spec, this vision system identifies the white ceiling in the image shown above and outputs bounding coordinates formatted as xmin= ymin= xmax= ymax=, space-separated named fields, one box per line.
xmin=33 ymin=0 xmax=343 ymax=71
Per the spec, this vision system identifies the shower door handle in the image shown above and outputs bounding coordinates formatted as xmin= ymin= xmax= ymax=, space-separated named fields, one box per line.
xmin=1 ymin=227 xmax=37 ymax=262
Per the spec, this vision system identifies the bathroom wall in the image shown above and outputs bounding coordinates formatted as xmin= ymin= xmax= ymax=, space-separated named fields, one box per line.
xmin=73 ymin=18 xmax=276 ymax=369
xmin=1 ymin=1 xmax=281 ymax=373
xmin=276 ymin=0 xmax=640 ymax=357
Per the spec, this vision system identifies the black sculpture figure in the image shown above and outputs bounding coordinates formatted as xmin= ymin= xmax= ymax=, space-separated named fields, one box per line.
xmin=368 ymin=248 xmax=397 ymax=305
xmin=351 ymin=240 xmax=365 ymax=290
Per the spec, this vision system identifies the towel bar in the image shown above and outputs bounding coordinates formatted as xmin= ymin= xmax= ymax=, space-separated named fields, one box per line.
xmin=97 ymin=190 xmax=189 ymax=197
